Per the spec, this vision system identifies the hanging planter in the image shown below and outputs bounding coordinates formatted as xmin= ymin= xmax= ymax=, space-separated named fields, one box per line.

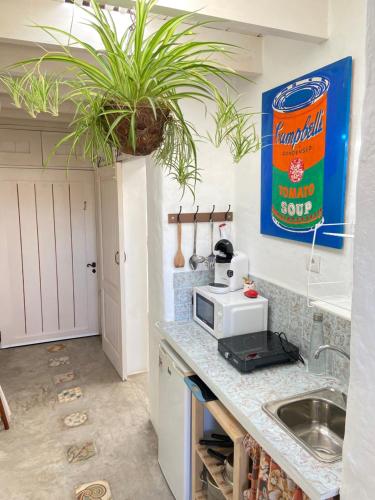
xmin=0 ymin=0 xmax=260 ymax=196
xmin=106 ymin=103 xmax=170 ymax=156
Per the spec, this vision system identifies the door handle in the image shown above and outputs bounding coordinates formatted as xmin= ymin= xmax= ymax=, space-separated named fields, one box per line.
xmin=87 ymin=262 xmax=96 ymax=273
xmin=115 ymin=251 xmax=120 ymax=265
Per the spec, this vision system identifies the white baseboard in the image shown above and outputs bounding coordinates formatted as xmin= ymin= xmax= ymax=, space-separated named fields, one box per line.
xmin=0 ymin=331 xmax=100 ymax=349
xmin=127 ymin=368 xmax=149 ymax=377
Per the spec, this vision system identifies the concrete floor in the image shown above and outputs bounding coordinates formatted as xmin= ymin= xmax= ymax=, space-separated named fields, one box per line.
xmin=0 ymin=336 xmax=174 ymax=500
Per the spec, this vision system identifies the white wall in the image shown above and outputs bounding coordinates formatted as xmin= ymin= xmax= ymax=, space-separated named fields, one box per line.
xmin=233 ymin=0 xmax=366 ymax=296
xmin=341 ymin=2 xmax=375 ymax=498
xmin=146 ymin=99 xmax=237 ymax=431
xmin=0 ymin=0 xmax=132 ymax=47
xmin=0 ymin=1 xmax=262 ymax=78
xmin=122 ymin=157 xmax=148 ymax=375
xmin=0 ymin=0 xmax=329 ymax=45
xmin=146 ymin=157 xmax=165 ymax=433
xmin=112 ymin=0 xmax=329 ymax=42
xmin=154 ymin=98 xmax=237 ymax=321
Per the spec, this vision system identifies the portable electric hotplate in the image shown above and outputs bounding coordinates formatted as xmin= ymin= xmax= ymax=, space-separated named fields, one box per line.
xmin=218 ymin=330 xmax=300 ymax=373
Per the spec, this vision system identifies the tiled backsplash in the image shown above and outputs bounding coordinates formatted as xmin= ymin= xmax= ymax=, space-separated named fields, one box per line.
xmin=173 ymin=271 xmax=351 ymax=385
xmin=174 ymin=270 xmax=211 ymax=321
xmin=253 ymin=276 xmax=351 ymax=386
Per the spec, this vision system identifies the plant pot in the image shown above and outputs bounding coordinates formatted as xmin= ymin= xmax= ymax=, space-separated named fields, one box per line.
xmin=107 ymin=104 xmax=170 ymax=156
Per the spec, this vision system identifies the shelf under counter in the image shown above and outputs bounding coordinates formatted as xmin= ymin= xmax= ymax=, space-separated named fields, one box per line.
xmin=192 ymin=396 xmax=249 ymax=500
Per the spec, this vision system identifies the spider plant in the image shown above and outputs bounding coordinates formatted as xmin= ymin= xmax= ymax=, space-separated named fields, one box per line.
xmin=0 ymin=0 xmax=259 ymax=196
xmin=210 ymin=91 xmax=260 ymax=162
xmin=1 ymin=71 xmax=61 ymax=118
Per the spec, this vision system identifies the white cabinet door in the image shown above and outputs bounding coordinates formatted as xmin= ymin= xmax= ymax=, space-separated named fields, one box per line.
xmin=97 ymin=164 xmax=127 ymax=380
xmin=158 ymin=342 xmax=192 ymax=500
xmin=0 ymin=129 xmax=42 ymax=166
xmin=0 ymin=168 xmax=98 ymax=347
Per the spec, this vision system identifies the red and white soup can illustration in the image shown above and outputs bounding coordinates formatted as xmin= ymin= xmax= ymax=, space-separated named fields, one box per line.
xmin=272 ymin=76 xmax=330 ymax=232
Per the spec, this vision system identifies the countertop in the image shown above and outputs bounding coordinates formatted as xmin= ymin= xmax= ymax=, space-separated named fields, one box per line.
xmin=157 ymin=320 xmax=343 ymax=500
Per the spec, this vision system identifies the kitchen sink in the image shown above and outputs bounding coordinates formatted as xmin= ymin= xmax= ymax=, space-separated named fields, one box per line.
xmin=263 ymin=387 xmax=346 ymax=462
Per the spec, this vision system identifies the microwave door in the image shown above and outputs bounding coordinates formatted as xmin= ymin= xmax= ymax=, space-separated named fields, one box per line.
xmin=196 ymin=294 xmax=215 ymax=331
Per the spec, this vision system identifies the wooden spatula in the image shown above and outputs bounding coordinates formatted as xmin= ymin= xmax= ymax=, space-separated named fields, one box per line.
xmin=174 ymin=222 xmax=185 ymax=268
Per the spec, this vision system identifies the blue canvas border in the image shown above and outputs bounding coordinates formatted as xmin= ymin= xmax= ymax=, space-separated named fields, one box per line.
xmin=260 ymin=57 xmax=352 ymax=250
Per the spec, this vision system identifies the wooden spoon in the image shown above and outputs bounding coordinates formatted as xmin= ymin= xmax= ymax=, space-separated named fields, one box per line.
xmin=174 ymin=222 xmax=185 ymax=268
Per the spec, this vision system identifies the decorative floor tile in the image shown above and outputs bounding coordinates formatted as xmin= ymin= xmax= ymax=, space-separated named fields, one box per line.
xmin=75 ymin=480 xmax=112 ymax=500
xmin=48 ymin=356 xmax=70 ymax=367
xmin=67 ymin=441 xmax=96 ymax=463
xmin=64 ymin=411 xmax=88 ymax=428
xmin=53 ymin=371 xmax=75 ymax=385
xmin=46 ymin=343 xmax=66 ymax=353
xmin=58 ymin=387 xmax=82 ymax=403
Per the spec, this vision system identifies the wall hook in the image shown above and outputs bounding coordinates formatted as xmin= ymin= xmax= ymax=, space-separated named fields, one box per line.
xmin=209 ymin=204 xmax=216 ymax=222
xmin=194 ymin=205 xmax=200 ymax=222
xmin=225 ymin=204 xmax=231 ymax=221
xmin=177 ymin=205 xmax=182 ymax=223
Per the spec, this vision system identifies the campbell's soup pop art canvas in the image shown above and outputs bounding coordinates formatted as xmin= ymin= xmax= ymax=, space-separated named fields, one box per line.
xmin=261 ymin=57 xmax=352 ymax=249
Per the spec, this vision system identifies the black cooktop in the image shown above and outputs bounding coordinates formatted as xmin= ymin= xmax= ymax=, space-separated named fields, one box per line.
xmin=218 ymin=331 xmax=300 ymax=373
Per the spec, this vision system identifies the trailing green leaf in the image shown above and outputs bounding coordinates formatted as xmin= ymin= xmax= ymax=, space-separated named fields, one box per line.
xmin=209 ymin=91 xmax=261 ymax=162
xmin=0 ymin=71 xmax=62 ymax=117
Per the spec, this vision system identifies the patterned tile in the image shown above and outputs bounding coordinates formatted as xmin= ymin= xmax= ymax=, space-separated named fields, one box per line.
xmin=322 ymin=312 xmax=337 ymax=344
xmin=46 ymin=343 xmax=66 ymax=353
xmin=175 ymin=303 xmax=193 ymax=321
xmin=334 ymin=316 xmax=351 ymax=351
xmin=251 ymin=274 xmax=351 ymax=381
xmin=173 ymin=270 xmax=210 ymax=289
xmin=58 ymin=387 xmax=82 ymax=403
xmin=53 ymin=371 xmax=75 ymax=385
xmin=173 ymin=270 xmax=211 ymax=321
xmin=67 ymin=441 xmax=96 ymax=463
xmin=174 ymin=287 xmax=193 ymax=306
xmin=48 ymin=356 xmax=70 ymax=367
xmin=75 ymin=480 xmax=112 ymax=500
xmin=63 ymin=411 xmax=88 ymax=428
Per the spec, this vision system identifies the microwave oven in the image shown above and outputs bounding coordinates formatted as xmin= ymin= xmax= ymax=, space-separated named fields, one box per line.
xmin=193 ymin=286 xmax=268 ymax=339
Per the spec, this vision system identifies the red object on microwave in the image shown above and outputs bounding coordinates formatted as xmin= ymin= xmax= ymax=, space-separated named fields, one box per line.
xmin=244 ymin=289 xmax=258 ymax=299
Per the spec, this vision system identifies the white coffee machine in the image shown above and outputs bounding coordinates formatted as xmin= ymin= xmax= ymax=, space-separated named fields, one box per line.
xmin=208 ymin=239 xmax=248 ymax=294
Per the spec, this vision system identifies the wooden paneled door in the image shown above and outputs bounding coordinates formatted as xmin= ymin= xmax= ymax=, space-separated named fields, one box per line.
xmin=0 ymin=168 xmax=98 ymax=347
xmin=97 ymin=164 xmax=127 ymax=381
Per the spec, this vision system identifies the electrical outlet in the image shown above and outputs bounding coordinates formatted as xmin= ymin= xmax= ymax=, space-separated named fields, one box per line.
xmin=306 ymin=255 xmax=321 ymax=273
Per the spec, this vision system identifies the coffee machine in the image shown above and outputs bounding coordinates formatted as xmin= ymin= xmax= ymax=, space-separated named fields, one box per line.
xmin=208 ymin=238 xmax=248 ymax=294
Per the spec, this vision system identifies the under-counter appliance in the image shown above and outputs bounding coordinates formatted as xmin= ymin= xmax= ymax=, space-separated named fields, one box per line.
xmin=158 ymin=340 xmax=193 ymax=500
xmin=193 ymin=286 xmax=268 ymax=339
xmin=218 ymin=331 xmax=300 ymax=373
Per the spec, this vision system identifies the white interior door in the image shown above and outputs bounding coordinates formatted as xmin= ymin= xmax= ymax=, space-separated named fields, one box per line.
xmin=0 ymin=168 xmax=98 ymax=347
xmin=97 ymin=164 xmax=127 ymax=380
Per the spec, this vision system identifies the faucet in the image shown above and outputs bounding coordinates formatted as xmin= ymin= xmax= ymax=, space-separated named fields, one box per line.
xmin=314 ymin=344 xmax=350 ymax=361
xmin=314 ymin=345 xmax=350 ymax=406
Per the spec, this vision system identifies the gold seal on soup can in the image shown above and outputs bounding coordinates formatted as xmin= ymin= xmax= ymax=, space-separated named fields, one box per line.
xmin=272 ymin=77 xmax=330 ymax=232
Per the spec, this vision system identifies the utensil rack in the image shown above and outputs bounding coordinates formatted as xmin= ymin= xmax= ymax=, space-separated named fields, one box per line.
xmin=168 ymin=205 xmax=233 ymax=224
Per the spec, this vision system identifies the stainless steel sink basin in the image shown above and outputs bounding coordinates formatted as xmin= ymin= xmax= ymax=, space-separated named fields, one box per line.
xmin=263 ymin=388 xmax=346 ymax=462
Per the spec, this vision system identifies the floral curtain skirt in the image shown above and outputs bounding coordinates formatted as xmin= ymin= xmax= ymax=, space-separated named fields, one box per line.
xmin=243 ymin=434 xmax=310 ymax=500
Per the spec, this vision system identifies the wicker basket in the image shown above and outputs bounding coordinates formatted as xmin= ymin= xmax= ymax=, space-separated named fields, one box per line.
xmin=107 ymin=104 xmax=170 ymax=156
